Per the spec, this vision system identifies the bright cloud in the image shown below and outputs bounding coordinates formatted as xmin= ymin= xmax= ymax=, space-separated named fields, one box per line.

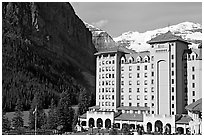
xmin=92 ymin=20 xmax=108 ymax=29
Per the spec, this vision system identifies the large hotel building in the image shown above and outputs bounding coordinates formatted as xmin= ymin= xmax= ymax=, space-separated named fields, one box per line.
xmin=79 ymin=31 xmax=202 ymax=134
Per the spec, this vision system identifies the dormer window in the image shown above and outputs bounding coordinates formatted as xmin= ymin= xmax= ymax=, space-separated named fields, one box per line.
xmin=121 ymin=57 xmax=125 ymax=64
xmin=128 ymin=57 xmax=133 ymax=63
xmin=144 ymin=56 xmax=149 ymax=63
xmin=137 ymin=56 xmax=142 ymax=63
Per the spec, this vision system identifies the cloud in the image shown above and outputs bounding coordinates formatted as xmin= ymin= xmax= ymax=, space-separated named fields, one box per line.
xmin=92 ymin=20 xmax=108 ymax=28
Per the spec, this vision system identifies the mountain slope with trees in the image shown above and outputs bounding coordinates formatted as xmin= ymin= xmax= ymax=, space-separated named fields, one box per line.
xmin=2 ymin=2 xmax=96 ymax=112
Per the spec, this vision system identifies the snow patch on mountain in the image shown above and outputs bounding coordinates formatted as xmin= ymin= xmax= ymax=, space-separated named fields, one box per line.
xmin=114 ymin=22 xmax=202 ymax=52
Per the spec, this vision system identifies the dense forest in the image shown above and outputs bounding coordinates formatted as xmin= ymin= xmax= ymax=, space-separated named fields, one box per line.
xmin=2 ymin=2 xmax=96 ymax=112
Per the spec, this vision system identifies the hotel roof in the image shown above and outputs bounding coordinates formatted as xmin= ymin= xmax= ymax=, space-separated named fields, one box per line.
xmin=175 ymin=114 xmax=192 ymax=124
xmin=117 ymin=106 xmax=150 ymax=111
xmin=94 ymin=46 xmax=133 ymax=55
xmin=147 ymin=31 xmax=190 ymax=44
xmin=115 ymin=113 xmax=143 ymax=122
xmin=185 ymin=98 xmax=202 ymax=113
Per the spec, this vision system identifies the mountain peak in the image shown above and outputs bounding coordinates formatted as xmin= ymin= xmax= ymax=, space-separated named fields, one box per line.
xmin=114 ymin=22 xmax=202 ymax=52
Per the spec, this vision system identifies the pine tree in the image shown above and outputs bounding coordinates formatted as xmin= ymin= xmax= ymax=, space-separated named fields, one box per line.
xmin=12 ymin=98 xmax=24 ymax=129
xmin=57 ymin=90 xmax=74 ymax=133
xmin=78 ymin=89 xmax=90 ymax=115
xmin=47 ymin=98 xmax=58 ymax=129
xmin=29 ymin=92 xmax=47 ymax=130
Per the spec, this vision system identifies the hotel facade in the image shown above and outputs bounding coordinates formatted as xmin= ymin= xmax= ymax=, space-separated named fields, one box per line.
xmin=79 ymin=31 xmax=202 ymax=134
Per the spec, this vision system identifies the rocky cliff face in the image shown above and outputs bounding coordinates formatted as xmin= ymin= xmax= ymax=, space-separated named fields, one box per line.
xmin=33 ymin=3 xmax=96 ymax=72
xmin=84 ymin=23 xmax=117 ymax=51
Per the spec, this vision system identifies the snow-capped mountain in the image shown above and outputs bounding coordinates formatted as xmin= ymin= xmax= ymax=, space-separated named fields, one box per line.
xmin=113 ymin=22 xmax=202 ymax=52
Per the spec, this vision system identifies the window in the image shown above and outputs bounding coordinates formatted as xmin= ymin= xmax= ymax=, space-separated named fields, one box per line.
xmin=192 ymin=75 xmax=195 ymax=80
xmin=193 ymin=99 xmax=195 ymax=102
xmin=151 ymin=87 xmax=154 ymax=92
xmin=102 ymin=88 xmax=104 ymax=92
xmin=129 ymin=88 xmax=132 ymax=93
xmin=121 ymin=95 xmax=124 ymax=100
xmin=99 ymin=88 xmax=101 ymax=93
xmin=112 ymin=60 xmax=115 ymax=64
xmin=144 ymin=73 xmax=147 ymax=78
xmin=172 ymin=63 xmax=174 ymax=68
xmin=172 ymin=111 xmax=174 ymax=115
xmin=152 ymin=72 xmax=154 ymax=76
xmin=145 ymin=103 xmax=148 ymax=107
xmin=112 ymin=81 xmax=115 ymax=85
xmin=112 ymin=74 xmax=114 ymax=78
xmin=172 ymin=104 xmax=174 ymax=108
xmin=144 ymin=80 xmax=147 ymax=85
xmin=99 ymin=95 xmax=100 ymax=99
xmin=137 ymin=88 xmax=140 ymax=93
xmin=129 ymin=103 xmax=132 ymax=106
xmin=152 ymin=95 xmax=154 ymax=100
xmin=99 ymin=62 xmax=101 ymax=66
xmin=121 ymin=73 xmax=124 ymax=78
xmin=121 ymin=81 xmax=124 ymax=85
xmin=192 ymin=91 xmax=195 ymax=96
xmin=137 ymin=66 xmax=140 ymax=70
xmin=144 ymin=95 xmax=147 ymax=100
xmin=137 ymin=80 xmax=140 ymax=85
xmin=152 ymin=103 xmax=154 ymax=107
xmin=102 ymin=102 xmax=104 ymax=106
xmin=192 ymin=55 xmax=195 ymax=60
xmin=121 ymin=66 xmax=124 ymax=71
xmin=102 ymin=61 xmax=104 ymax=65
xmin=121 ymin=59 xmax=125 ymax=64
xmin=129 ymin=66 xmax=132 ymax=71
xmin=172 ymin=96 xmax=174 ymax=101
xmin=151 ymin=64 xmax=154 ymax=69
xmin=152 ymin=111 xmax=154 ymax=114
xmin=112 ymin=102 xmax=114 ymax=106
xmin=129 ymin=73 xmax=132 ymax=78
xmin=192 ymin=67 xmax=195 ymax=72
xmin=112 ymin=88 xmax=114 ymax=92
xmin=121 ymin=103 xmax=124 ymax=106
xmin=144 ymin=88 xmax=147 ymax=93
xmin=137 ymin=73 xmax=140 ymax=78
xmin=151 ymin=56 xmax=154 ymax=61
xmin=112 ymin=95 xmax=114 ymax=100
xmin=172 ymin=79 xmax=174 ymax=84
xmin=121 ymin=88 xmax=124 ymax=93
xmin=102 ymin=95 xmax=104 ymax=99
xmin=112 ymin=66 xmax=115 ymax=71
xmin=172 ymin=87 xmax=174 ymax=92
xmin=129 ymin=81 xmax=132 ymax=85
xmin=172 ymin=71 xmax=174 ymax=76
xmin=151 ymin=79 xmax=154 ymax=84
xmin=137 ymin=95 xmax=140 ymax=100
xmin=99 ymin=68 xmax=101 ymax=72
xmin=192 ymin=83 xmax=195 ymax=88
xmin=129 ymin=95 xmax=132 ymax=100
xmin=144 ymin=65 xmax=147 ymax=70
xmin=171 ymin=55 xmax=174 ymax=59
xmin=137 ymin=103 xmax=140 ymax=107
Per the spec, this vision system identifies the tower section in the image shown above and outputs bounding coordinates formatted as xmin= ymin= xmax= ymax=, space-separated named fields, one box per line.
xmin=94 ymin=47 xmax=127 ymax=111
xmin=147 ymin=31 xmax=189 ymax=115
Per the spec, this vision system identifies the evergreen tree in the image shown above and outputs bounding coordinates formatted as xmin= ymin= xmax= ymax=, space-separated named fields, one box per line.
xmin=12 ymin=98 xmax=24 ymax=129
xmin=78 ymin=89 xmax=90 ymax=115
xmin=2 ymin=111 xmax=11 ymax=132
xmin=29 ymin=92 xmax=47 ymax=130
xmin=57 ymin=90 xmax=74 ymax=132
xmin=47 ymin=98 xmax=58 ymax=129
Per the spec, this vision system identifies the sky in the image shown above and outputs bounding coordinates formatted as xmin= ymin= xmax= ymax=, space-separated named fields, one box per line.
xmin=71 ymin=2 xmax=202 ymax=37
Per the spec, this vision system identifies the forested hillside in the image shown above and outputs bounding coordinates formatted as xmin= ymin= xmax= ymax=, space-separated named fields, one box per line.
xmin=2 ymin=2 xmax=96 ymax=112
